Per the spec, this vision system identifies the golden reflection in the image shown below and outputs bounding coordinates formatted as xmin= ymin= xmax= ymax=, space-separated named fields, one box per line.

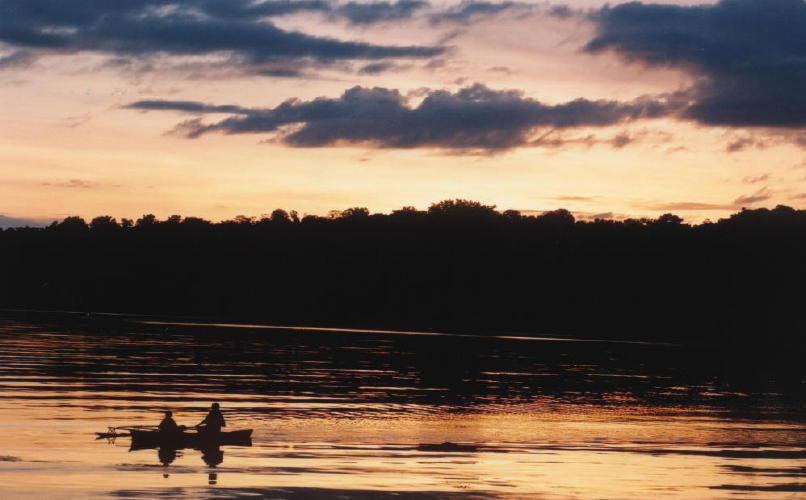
xmin=1 ymin=320 xmax=805 ymax=498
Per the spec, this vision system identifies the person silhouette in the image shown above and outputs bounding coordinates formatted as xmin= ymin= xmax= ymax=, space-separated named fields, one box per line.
xmin=196 ymin=402 xmax=226 ymax=434
xmin=158 ymin=411 xmax=181 ymax=433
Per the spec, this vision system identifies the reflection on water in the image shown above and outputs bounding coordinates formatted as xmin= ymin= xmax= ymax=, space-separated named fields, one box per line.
xmin=0 ymin=313 xmax=805 ymax=498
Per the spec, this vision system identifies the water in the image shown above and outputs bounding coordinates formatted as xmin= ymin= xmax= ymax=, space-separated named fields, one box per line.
xmin=0 ymin=313 xmax=805 ymax=499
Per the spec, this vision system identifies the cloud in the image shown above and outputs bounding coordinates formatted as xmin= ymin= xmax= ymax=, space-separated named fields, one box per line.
xmin=0 ymin=215 xmax=50 ymax=228
xmin=197 ymin=0 xmax=331 ymax=19
xmin=357 ymin=61 xmax=404 ymax=74
xmin=742 ymin=173 xmax=770 ymax=184
xmin=0 ymin=1 xmax=590 ymax=79
xmin=610 ymin=132 xmax=634 ymax=149
xmin=0 ymin=0 xmax=443 ymax=74
xmin=431 ymin=0 xmax=536 ymax=24
xmin=61 ymin=112 xmax=93 ymax=128
xmin=335 ymin=0 xmax=429 ymax=25
xmin=0 ymin=50 xmax=38 ymax=70
xmin=125 ymin=83 xmax=677 ymax=151
xmin=443 ymin=1 xmax=582 ymax=25
xmin=127 ymin=100 xmax=253 ymax=114
xmin=638 ymin=202 xmax=737 ymax=211
xmin=41 ymin=179 xmax=97 ymax=188
xmin=529 ymin=130 xmax=657 ymax=150
xmin=554 ymin=196 xmax=597 ymax=202
xmin=586 ymin=0 xmax=806 ymax=129
xmin=638 ymin=186 xmax=777 ymax=212
xmin=726 ymin=136 xmax=767 ymax=153
xmin=734 ymin=186 xmax=772 ymax=206
xmin=488 ymin=65 xmax=512 ymax=75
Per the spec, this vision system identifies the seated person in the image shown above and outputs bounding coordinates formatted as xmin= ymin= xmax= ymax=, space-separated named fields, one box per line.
xmin=197 ymin=403 xmax=226 ymax=433
xmin=158 ymin=411 xmax=184 ymax=433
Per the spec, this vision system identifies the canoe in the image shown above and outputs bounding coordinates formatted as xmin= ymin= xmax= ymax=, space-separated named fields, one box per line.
xmin=129 ymin=428 xmax=252 ymax=448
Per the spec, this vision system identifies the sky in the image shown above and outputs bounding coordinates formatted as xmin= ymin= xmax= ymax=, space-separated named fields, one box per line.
xmin=2 ymin=0 xmax=806 ymax=225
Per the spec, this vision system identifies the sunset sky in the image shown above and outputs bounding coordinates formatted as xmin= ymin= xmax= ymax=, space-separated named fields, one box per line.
xmin=2 ymin=0 xmax=805 ymax=226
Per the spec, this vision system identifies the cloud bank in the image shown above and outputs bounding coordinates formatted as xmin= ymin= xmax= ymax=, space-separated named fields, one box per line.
xmin=0 ymin=0 xmax=582 ymax=77
xmin=126 ymin=83 xmax=677 ymax=151
xmin=587 ymin=0 xmax=806 ymax=128
xmin=9 ymin=0 xmax=805 ymax=150
xmin=0 ymin=0 xmax=443 ymax=73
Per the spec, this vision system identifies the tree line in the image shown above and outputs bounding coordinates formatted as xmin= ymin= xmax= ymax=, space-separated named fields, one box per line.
xmin=2 ymin=200 xmax=805 ymax=346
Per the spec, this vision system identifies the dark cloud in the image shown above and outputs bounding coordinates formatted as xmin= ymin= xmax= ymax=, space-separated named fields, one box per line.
xmin=0 ymin=0 xmax=588 ymax=79
xmin=726 ymin=136 xmax=767 ymax=153
xmin=257 ymin=65 xmax=308 ymax=78
xmin=126 ymin=100 xmax=253 ymax=114
xmin=586 ymin=0 xmax=806 ymax=128
xmin=430 ymin=1 xmax=532 ymax=24
xmin=0 ymin=0 xmax=443 ymax=74
xmin=196 ymin=0 xmax=331 ymax=18
xmin=610 ymin=132 xmax=633 ymax=149
xmin=357 ymin=61 xmax=402 ymax=74
xmin=428 ymin=1 xmax=580 ymax=25
xmin=547 ymin=4 xmax=576 ymax=19
xmin=335 ymin=0 xmax=429 ymax=25
xmin=734 ymin=186 xmax=772 ymax=206
xmin=125 ymin=83 xmax=677 ymax=151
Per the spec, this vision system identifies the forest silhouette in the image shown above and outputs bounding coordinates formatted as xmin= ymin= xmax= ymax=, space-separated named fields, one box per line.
xmin=2 ymin=200 xmax=805 ymax=347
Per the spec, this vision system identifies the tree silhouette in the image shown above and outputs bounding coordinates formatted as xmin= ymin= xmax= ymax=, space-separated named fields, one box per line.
xmin=269 ymin=209 xmax=291 ymax=224
xmin=340 ymin=207 xmax=370 ymax=218
xmin=136 ymin=214 xmax=158 ymax=227
xmin=90 ymin=216 xmax=119 ymax=231
xmin=1 ymin=201 xmax=805 ymax=347
xmin=428 ymin=199 xmax=498 ymax=218
xmin=56 ymin=216 xmax=89 ymax=232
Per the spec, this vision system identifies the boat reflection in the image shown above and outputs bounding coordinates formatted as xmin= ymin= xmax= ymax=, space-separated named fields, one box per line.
xmin=131 ymin=439 xmax=249 ymax=483
xmin=157 ymin=446 xmax=180 ymax=466
xmin=130 ymin=438 xmax=250 ymax=460
xmin=202 ymin=445 xmax=224 ymax=484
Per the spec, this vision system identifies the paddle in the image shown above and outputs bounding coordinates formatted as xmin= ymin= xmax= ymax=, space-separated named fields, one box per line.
xmin=95 ymin=425 xmax=159 ymax=439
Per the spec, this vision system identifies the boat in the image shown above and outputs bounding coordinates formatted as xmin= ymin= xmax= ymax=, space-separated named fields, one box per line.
xmin=129 ymin=428 xmax=253 ymax=448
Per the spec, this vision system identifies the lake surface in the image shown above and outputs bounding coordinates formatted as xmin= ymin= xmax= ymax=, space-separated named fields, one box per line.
xmin=0 ymin=313 xmax=805 ymax=499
